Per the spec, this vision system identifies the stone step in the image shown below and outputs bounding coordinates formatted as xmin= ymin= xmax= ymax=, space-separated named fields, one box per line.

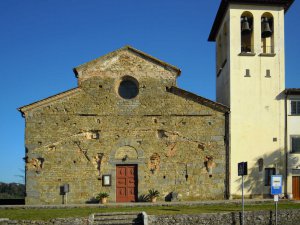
xmin=94 ymin=212 xmax=142 ymax=216
xmin=94 ymin=214 xmax=140 ymax=220
xmin=93 ymin=219 xmax=142 ymax=225
xmin=91 ymin=212 xmax=143 ymax=225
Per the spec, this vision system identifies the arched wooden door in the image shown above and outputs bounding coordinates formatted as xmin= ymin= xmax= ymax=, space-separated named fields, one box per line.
xmin=116 ymin=165 xmax=138 ymax=202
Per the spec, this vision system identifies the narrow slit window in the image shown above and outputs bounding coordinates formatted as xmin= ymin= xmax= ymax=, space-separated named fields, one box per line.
xmin=245 ymin=69 xmax=250 ymax=77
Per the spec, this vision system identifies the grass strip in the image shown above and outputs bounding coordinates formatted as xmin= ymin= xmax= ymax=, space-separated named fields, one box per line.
xmin=0 ymin=202 xmax=299 ymax=221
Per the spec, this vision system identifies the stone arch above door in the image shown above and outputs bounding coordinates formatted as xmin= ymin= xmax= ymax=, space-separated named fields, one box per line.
xmin=109 ymin=139 xmax=145 ymax=164
xmin=115 ymin=145 xmax=138 ymax=160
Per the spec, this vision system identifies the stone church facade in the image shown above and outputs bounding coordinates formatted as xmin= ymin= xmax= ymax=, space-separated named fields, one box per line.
xmin=19 ymin=46 xmax=229 ymax=204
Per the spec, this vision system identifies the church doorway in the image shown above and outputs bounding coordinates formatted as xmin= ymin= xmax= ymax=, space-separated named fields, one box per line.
xmin=116 ymin=165 xmax=138 ymax=202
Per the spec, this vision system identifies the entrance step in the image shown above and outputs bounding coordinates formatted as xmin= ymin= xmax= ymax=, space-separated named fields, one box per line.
xmin=91 ymin=212 xmax=143 ymax=225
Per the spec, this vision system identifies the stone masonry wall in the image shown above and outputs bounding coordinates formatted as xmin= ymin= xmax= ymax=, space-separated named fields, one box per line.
xmin=148 ymin=210 xmax=300 ymax=225
xmin=0 ymin=218 xmax=87 ymax=225
xmin=1 ymin=209 xmax=300 ymax=225
xmin=23 ymin=49 xmax=227 ymax=204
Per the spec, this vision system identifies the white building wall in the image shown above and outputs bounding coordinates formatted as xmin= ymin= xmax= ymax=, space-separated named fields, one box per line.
xmin=287 ymin=95 xmax=300 ymax=196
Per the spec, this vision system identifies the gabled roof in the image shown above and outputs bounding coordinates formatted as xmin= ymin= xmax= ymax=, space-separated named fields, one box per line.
xmin=285 ymin=88 xmax=300 ymax=95
xmin=18 ymin=45 xmax=182 ymax=117
xmin=73 ymin=45 xmax=181 ymax=78
xmin=167 ymin=86 xmax=229 ymax=113
xmin=18 ymin=88 xmax=81 ymax=117
xmin=208 ymin=0 xmax=294 ymax=42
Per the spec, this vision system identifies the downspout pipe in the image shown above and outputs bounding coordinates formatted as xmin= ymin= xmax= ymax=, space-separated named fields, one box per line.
xmin=225 ymin=111 xmax=231 ymax=199
xmin=284 ymin=92 xmax=288 ymax=197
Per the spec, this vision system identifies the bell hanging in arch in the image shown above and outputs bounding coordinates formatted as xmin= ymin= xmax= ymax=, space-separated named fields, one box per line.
xmin=241 ymin=17 xmax=251 ymax=35
xmin=261 ymin=17 xmax=273 ymax=38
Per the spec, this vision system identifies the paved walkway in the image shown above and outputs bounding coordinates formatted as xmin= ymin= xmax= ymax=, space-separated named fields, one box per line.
xmin=1 ymin=198 xmax=298 ymax=209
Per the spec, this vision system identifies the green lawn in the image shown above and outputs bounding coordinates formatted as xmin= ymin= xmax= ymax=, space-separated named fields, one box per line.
xmin=0 ymin=202 xmax=300 ymax=221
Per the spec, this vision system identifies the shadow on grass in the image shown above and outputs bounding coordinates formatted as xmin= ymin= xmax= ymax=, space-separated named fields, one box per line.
xmin=160 ymin=208 xmax=180 ymax=212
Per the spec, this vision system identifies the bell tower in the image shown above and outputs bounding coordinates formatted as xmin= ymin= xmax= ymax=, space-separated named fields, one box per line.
xmin=209 ymin=0 xmax=294 ymax=198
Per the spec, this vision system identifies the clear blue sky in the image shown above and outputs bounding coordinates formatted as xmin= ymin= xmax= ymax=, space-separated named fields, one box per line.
xmin=0 ymin=0 xmax=299 ymax=183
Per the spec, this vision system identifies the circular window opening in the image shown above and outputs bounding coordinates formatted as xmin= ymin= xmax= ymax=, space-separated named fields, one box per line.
xmin=118 ymin=77 xmax=139 ymax=99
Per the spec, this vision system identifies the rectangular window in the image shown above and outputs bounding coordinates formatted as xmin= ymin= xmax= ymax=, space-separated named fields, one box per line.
xmin=265 ymin=168 xmax=276 ymax=186
xmin=291 ymin=100 xmax=300 ymax=115
xmin=291 ymin=137 xmax=300 ymax=153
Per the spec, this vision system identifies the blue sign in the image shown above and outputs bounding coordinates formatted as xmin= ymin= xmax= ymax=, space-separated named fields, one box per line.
xmin=271 ymin=175 xmax=282 ymax=195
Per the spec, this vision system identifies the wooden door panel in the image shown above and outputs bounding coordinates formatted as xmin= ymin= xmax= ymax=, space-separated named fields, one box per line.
xmin=292 ymin=176 xmax=300 ymax=200
xmin=116 ymin=165 xmax=137 ymax=202
xmin=127 ymin=167 xmax=135 ymax=177
xmin=117 ymin=167 xmax=126 ymax=177
xmin=117 ymin=188 xmax=126 ymax=196
xmin=117 ymin=178 xmax=126 ymax=186
xmin=127 ymin=188 xmax=135 ymax=195
xmin=127 ymin=178 xmax=135 ymax=187
xmin=127 ymin=188 xmax=135 ymax=201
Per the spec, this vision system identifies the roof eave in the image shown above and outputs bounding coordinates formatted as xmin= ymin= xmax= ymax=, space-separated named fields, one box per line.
xmin=17 ymin=108 xmax=25 ymax=118
xmin=167 ymin=86 xmax=230 ymax=113
xmin=18 ymin=88 xmax=80 ymax=116
xmin=285 ymin=88 xmax=300 ymax=95
xmin=73 ymin=68 xmax=79 ymax=78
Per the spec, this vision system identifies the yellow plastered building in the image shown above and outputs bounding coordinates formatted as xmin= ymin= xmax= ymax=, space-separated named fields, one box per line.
xmin=209 ymin=0 xmax=294 ymax=198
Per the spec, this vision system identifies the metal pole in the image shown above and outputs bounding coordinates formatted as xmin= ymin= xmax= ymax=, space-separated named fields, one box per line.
xmin=242 ymin=175 xmax=244 ymax=225
xmin=275 ymin=201 xmax=278 ymax=225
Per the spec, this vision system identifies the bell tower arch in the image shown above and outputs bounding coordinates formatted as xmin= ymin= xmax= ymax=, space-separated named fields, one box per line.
xmin=241 ymin=11 xmax=254 ymax=53
xmin=208 ymin=0 xmax=294 ymax=198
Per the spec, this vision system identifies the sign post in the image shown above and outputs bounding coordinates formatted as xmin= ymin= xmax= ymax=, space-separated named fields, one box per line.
xmin=63 ymin=184 xmax=70 ymax=205
xmin=271 ymin=175 xmax=282 ymax=225
xmin=238 ymin=162 xmax=248 ymax=225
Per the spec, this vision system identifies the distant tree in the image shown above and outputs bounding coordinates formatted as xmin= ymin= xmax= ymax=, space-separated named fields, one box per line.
xmin=15 ymin=167 xmax=25 ymax=184
xmin=0 ymin=182 xmax=25 ymax=199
